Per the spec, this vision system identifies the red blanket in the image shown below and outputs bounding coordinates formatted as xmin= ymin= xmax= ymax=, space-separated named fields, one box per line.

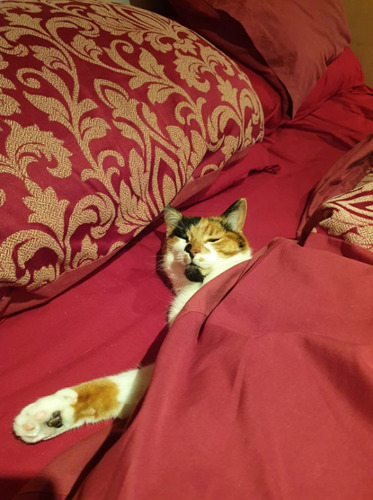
xmin=16 ymin=236 xmax=373 ymax=499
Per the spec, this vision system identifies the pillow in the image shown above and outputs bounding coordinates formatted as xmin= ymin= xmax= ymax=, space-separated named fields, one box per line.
xmin=294 ymin=48 xmax=365 ymax=121
xmin=308 ymin=172 xmax=373 ymax=252
xmin=234 ymin=61 xmax=284 ymax=133
xmin=0 ymin=0 xmax=264 ymax=316
xmin=298 ymin=134 xmax=373 ymax=251
xmin=169 ymin=0 xmax=351 ymax=116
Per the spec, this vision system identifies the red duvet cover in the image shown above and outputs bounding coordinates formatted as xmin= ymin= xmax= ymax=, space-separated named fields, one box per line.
xmin=1 ymin=40 xmax=373 ymax=500
xmin=17 ymin=235 xmax=373 ymax=500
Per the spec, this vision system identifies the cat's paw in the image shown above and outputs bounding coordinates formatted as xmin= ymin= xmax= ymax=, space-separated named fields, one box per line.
xmin=13 ymin=388 xmax=78 ymax=443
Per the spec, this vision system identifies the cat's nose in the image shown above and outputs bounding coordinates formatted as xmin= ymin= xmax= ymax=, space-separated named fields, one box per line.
xmin=185 ymin=243 xmax=193 ymax=257
xmin=185 ymin=243 xmax=201 ymax=258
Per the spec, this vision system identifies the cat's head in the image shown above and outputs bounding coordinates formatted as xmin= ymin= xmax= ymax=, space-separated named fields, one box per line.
xmin=162 ymin=199 xmax=251 ymax=287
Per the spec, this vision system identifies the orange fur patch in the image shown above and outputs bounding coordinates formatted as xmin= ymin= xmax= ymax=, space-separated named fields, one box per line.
xmin=186 ymin=218 xmax=249 ymax=257
xmin=72 ymin=379 xmax=120 ymax=422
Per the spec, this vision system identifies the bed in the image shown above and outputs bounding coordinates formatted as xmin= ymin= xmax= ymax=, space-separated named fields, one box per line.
xmin=1 ymin=0 xmax=372 ymax=498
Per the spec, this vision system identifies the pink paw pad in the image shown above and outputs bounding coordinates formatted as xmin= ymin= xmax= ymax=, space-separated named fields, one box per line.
xmin=23 ymin=423 xmax=35 ymax=431
xmin=35 ymin=411 xmax=48 ymax=422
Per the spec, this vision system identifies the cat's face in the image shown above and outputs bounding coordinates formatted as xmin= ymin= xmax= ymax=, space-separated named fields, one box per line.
xmin=163 ymin=199 xmax=251 ymax=286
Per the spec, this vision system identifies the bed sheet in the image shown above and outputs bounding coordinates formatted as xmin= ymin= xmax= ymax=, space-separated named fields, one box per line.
xmin=1 ymin=84 xmax=372 ymax=499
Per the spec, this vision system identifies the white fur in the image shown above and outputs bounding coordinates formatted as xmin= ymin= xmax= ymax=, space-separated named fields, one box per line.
xmin=13 ymin=388 xmax=78 ymax=443
xmin=164 ymin=236 xmax=252 ymax=323
xmin=112 ymin=365 xmax=154 ymax=418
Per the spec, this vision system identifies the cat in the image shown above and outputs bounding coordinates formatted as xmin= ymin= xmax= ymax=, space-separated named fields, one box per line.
xmin=13 ymin=199 xmax=252 ymax=443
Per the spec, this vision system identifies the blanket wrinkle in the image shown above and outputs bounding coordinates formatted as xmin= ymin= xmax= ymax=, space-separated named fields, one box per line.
xmin=15 ymin=235 xmax=373 ymax=500
xmin=305 ymin=335 xmax=373 ymax=410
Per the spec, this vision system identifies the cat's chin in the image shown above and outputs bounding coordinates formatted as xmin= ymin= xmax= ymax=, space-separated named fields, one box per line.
xmin=184 ymin=263 xmax=204 ymax=283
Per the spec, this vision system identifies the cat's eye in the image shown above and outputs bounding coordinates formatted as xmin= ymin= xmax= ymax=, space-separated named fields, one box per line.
xmin=207 ymin=238 xmax=220 ymax=243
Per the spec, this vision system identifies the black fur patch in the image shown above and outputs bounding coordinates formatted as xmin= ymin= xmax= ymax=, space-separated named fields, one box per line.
xmin=185 ymin=263 xmax=204 ymax=283
xmin=171 ymin=216 xmax=201 ymax=240
xmin=221 ymin=200 xmax=241 ymax=218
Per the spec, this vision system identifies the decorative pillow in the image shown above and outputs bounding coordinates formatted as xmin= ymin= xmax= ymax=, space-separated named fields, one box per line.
xmin=0 ymin=0 xmax=263 ymax=316
xmin=310 ymin=171 xmax=373 ymax=252
xmin=298 ymin=135 xmax=373 ymax=251
xmin=169 ymin=0 xmax=351 ymax=116
xmin=298 ymin=135 xmax=373 ymax=236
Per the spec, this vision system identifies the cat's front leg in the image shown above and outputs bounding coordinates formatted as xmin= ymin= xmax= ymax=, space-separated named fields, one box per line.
xmin=13 ymin=365 xmax=154 ymax=443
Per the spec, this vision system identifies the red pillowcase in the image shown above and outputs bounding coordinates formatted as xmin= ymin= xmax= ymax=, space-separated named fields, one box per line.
xmin=294 ymin=48 xmax=365 ymax=120
xmin=169 ymin=0 xmax=351 ymax=116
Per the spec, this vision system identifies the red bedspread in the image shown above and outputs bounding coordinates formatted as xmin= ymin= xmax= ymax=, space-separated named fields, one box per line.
xmin=2 ymin=47 xmax=372 ymax=499
xmin=16 ymin=236 xmax=373 ymax=499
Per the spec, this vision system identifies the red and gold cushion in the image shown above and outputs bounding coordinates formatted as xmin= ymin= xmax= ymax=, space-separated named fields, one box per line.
xmin=311 ymin=171 xmax=373 ymax=252
xmin=298 ymin=135 xmax=373 ymax=252
xmin=0 ymin=0 xmax=264 ymax=315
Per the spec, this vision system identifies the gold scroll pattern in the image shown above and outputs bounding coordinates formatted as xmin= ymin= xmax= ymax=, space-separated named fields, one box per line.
xmin=0 ymin=0 xmax=263 ymax=292
xmin=318 ymin=168 xmax=373 ymax=251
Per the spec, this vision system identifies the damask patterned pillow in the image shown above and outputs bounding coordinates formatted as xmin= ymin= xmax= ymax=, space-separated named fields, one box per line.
xmin=311 ymin=170 xmax=373 ymax=252
xmin=298 ymin=135 xmax=373 ymax=252
xmin=0 ymin=0 xmax=263 ymax=316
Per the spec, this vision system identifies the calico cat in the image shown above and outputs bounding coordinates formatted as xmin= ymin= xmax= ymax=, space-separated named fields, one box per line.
xmin=13 ymin=199 xmax=251 ymax=443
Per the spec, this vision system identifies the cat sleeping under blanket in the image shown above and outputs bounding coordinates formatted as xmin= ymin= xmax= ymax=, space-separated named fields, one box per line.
xmin=14 ymin=199 xmax=252 ymax=443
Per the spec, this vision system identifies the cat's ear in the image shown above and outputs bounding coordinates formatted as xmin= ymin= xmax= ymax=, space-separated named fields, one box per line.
xmin=164 ymin=205 xmax=183 ymax=235
xmin=221 ymin=199 xmax=247 ymax=232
